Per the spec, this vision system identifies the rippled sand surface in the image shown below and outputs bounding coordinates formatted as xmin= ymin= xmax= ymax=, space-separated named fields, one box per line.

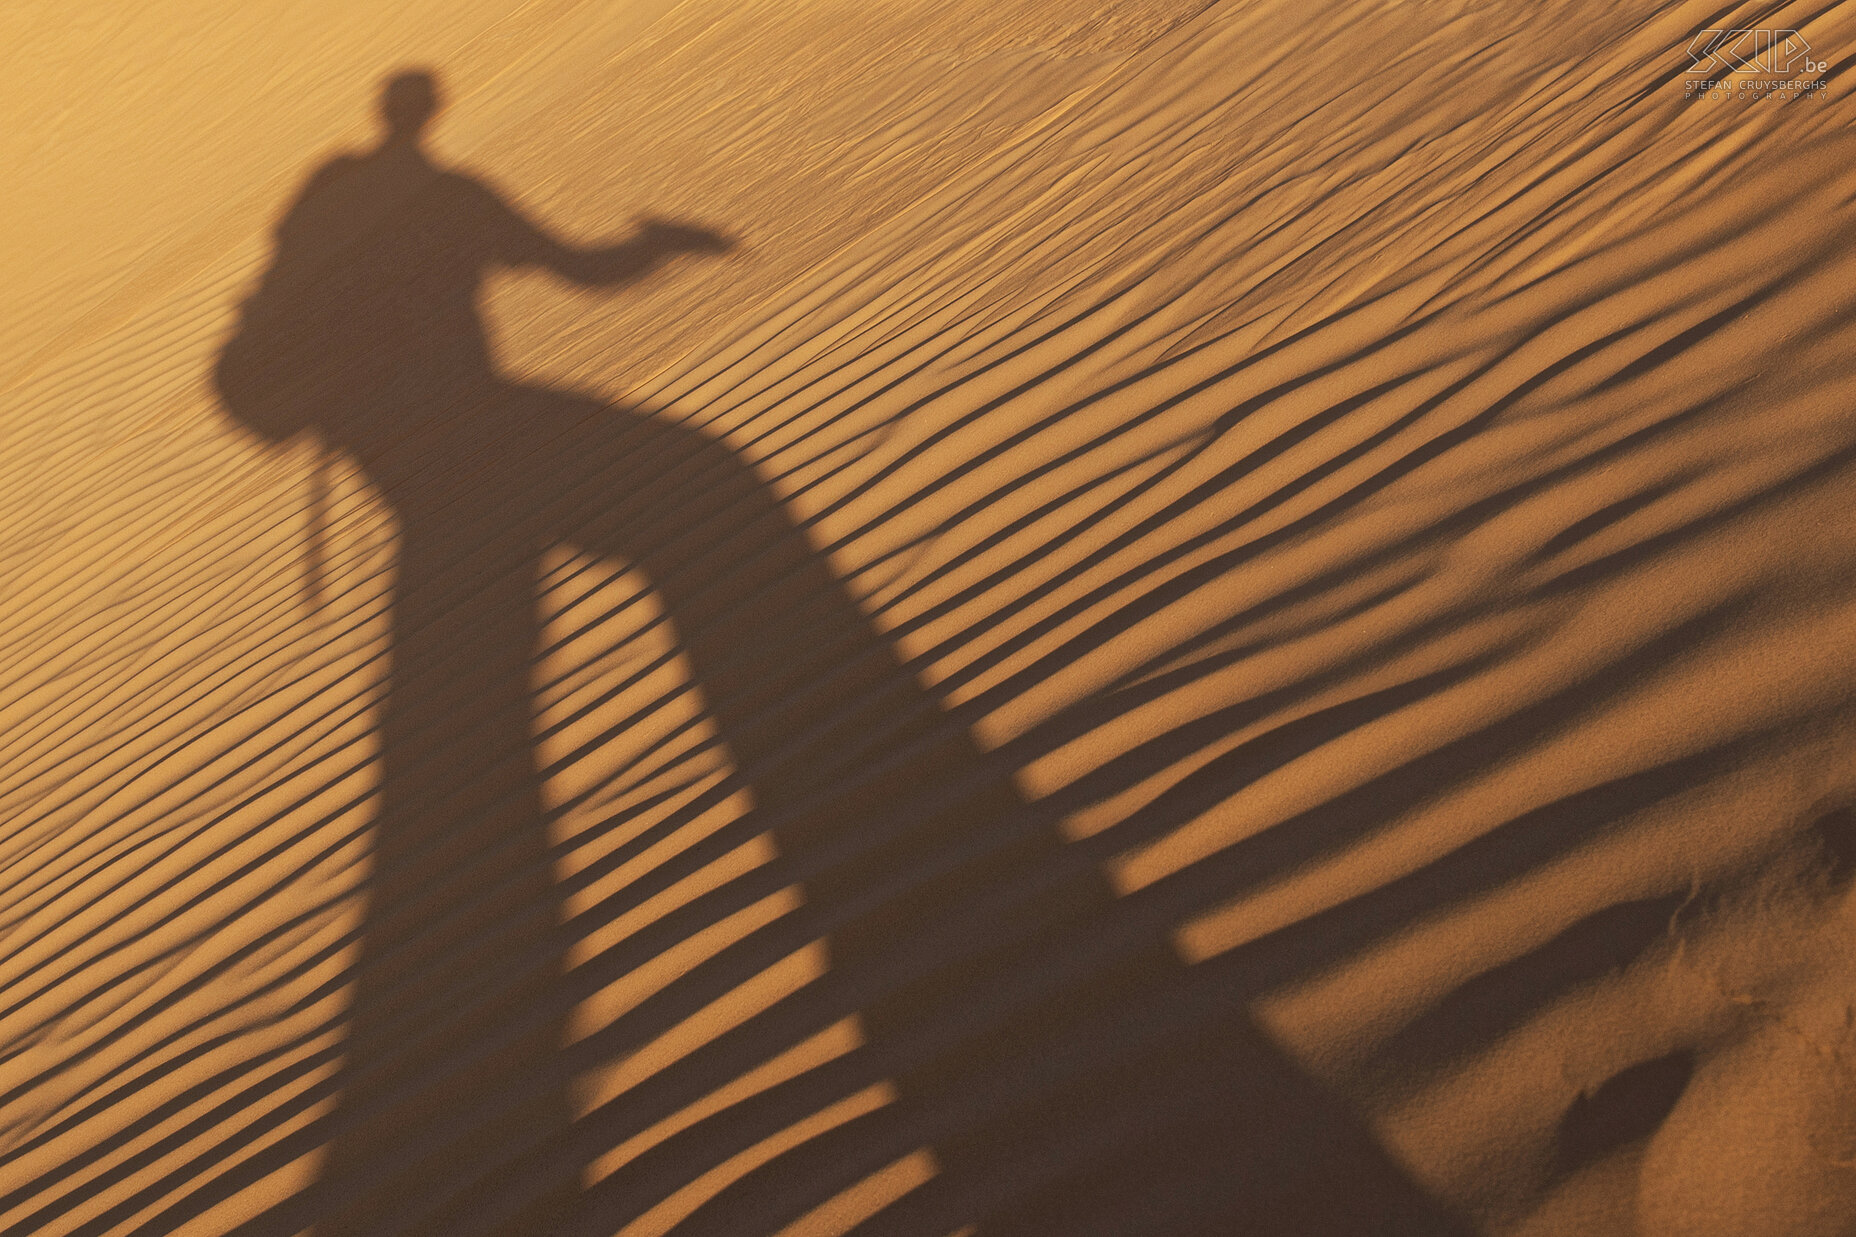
xmin=4 ymin=2 xmax=1856 ymax=1234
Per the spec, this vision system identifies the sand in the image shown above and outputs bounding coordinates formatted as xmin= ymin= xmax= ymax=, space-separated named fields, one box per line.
xmin=3 ymin=0 xmax=1856 ymax=1233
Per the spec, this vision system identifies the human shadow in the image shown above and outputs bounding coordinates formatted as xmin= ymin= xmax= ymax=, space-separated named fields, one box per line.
xmin=213 ymin=70 xmax=1466 ymax=1237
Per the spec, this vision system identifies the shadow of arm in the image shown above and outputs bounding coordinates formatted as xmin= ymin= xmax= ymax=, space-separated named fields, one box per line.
xmin=526 ymin=216 xmax=735 ymax=287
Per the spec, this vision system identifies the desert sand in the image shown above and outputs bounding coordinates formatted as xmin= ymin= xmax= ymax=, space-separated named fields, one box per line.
xmin=3 ymin=0 xmax=1856 ymax=1234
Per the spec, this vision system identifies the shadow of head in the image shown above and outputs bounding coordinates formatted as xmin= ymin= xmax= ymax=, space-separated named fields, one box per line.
xmin=381 ymin=67 xmax=441 ymax=142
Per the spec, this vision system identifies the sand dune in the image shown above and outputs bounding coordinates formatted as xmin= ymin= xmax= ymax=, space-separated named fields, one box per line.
xmin=3 ymin=0 xmax=1856 ymax=1233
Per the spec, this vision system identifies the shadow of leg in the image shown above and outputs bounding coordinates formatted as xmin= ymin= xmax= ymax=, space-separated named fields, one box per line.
xmin=312 ymin=491 xmax=574 ymax=1237
xmin=498 ymin=389 xmax=1468 ymax=1237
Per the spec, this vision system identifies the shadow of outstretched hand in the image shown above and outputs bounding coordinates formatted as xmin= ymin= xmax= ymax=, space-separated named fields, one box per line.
xmin=560 ymin=216 xmax=735 ymax=287
xmin=635 ymin=216 xmax=736 ymax=256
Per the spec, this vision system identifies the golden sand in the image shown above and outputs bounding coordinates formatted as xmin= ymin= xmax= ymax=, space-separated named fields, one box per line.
xmin=3 ymin=1 xmax=1856 ymax=1234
